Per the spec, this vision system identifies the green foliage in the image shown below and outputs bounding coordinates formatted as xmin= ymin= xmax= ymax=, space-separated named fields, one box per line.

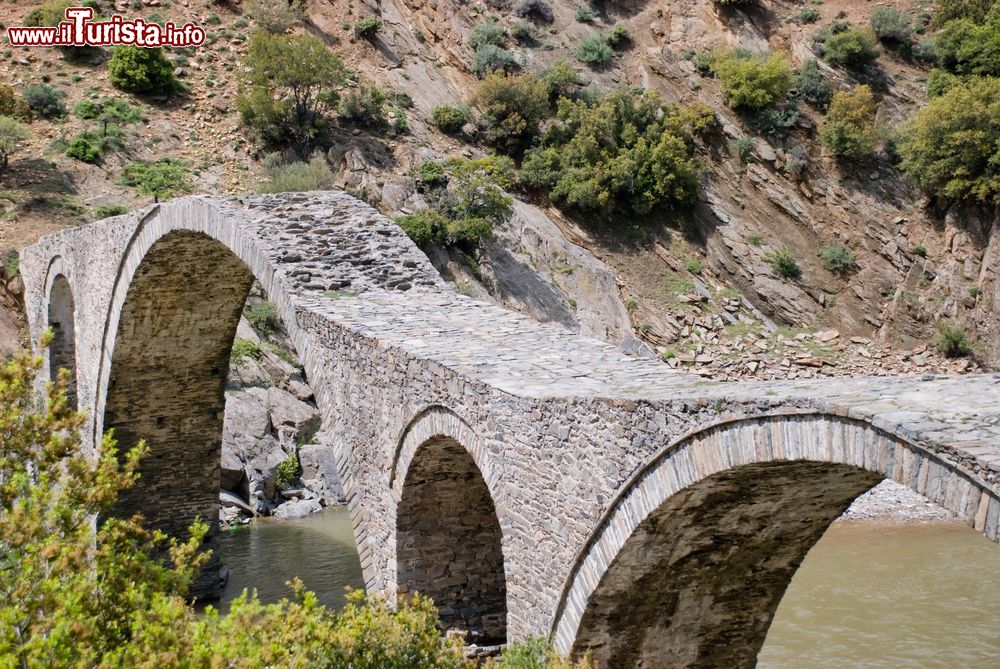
xmin=712 ymin=50 xmax=794 ymax=111
xmin=119 ymin=159 xmax=192 ymax=201
xmin=820 ymin=85 xmax=879 ymax=160
xmin=898 ymin=76 xmax=1000 ymax=203
xmin=397 ymin=210 xmax=449 ymax=250
xmin=733 ymin=135 xmax=754 ymax=165
xmin=691 ymin=50 xmax=717 ymax=76
xmin=390 ymin=106 xmax=409 ymax=133
xmin=0 ymin=116 xmax=31 ymax=184
xmin=685 ymin=258 xmax=704 ymax=274
xmin=576 ymin=36 xmax=613 ymax=68
xmin=245 ymin=300 xmax=281 ymax=337
xmin=764 ymin=246 xmax=801 ymax=278
xmin=870 ymin=7 xmax=912 ymax=44
xmin=0 ymin=84 xmax=32 ymax=121
xmin=913 ymin=243 xmax=928 ymax=257
xmin=432 ymin=104 xmax=473 ymax=134
xmin=933 ymin=7 xmax=1000 ymax=77
xmin=231 ymin=337 xmax=263 ymax=364
xmin=246 ymin=0 xmax=305 ymax=33
xmin=94 ymin=203 xmax=128 ymax=218
xmin=339 ymin=84 xmax=387 ymax=127
xmin=487 ymin=637 xmax=592 ymax=669
xmin=65 ymin=135 xmax=101 ymax=163
xmin=794 ymin=58 xmax=831 ymax=108
xmin=417 ymin=159 xmax=448 ymax=188
xmin=473 ymin=72 xmax=551 ymax=154
xmin=238 ymin=32 xmax=346 ymax=156
xmin=818 ymin=243 xmax=856 ymax=274
xmin=260 ymin=153 xmax=335 ymax=193
xmin=512 ymin=20 xmax=535 ymax=44
xmin=25 ymin=0 xmax=100 ymax=57
xmin=575 ymin=4 xmax=597 ymax=22
xmin=22 ymin=84 xmax=65 ymax=118
xmin=108 ymin=46 xmax=179 ymax=95
xmin=470 ymin=21 xmax=508 ymax=50
xmin=355 ymin=17 xmax=383 ymax=38
xmin=604 ymin=23 xmax=631 ymax=49
xmin=74 ymin=97 xmax=142 ymax=135
xmin=521 ymin=90 xmax=702 ymax=216
xmin=936 ymin=321 xmax=973 ymax=357
xmin=926 ymin=68 xmax=958 ymax=98
xmin=798 ymin=8 xmax=821 ymax=23
xmin=274 ymin=450 xmax=301 ymax=487
xmin=820 ymin=26 xmax=880 ymax=68
xmin=932 ymin=0 xmax=993 ymax=25
xmin=783 ymin=144 xmax=810 ymax=181
xmin=542 ymin=61 xmax=583 ymax=101
xmin=473 ymin=44 xmax=519 ymax=78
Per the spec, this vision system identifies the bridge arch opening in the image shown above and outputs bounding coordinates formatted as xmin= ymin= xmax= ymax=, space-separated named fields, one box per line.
xmin=47 ymin=273 xmax=78 ymax=408
xmin=396 ymin=435 xmax=507 ymax=644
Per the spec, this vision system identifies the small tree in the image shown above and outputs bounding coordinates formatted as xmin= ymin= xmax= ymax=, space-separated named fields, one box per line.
xmin=713 ymin=51 xmax=794 ymax=111
xmin=821 ymin=85 xmax=879 ymax=160
xmin=246 ymin=0 xmax=305 ymax=33
xmin=936 ymin=321 xmax=973 ymax=357
xmin=0 ymin=116 xmax=30 ymax=184
xmin=108 ymin=46 xmax=179 ymax=95
xmin=473 ymin=72 xmax=550 ymax=155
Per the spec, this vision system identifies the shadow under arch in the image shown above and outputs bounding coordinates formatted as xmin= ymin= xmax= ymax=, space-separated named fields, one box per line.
xmin=47 ymin=272 xmax=78 ymax=408
xmin=392 ymin=406 xmax=508 ymax=644
xmin=551 ymin=412 xmax=1000 ymax=668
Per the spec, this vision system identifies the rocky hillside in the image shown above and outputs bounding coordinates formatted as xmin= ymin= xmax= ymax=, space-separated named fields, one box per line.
xmin=1 ymin=0 xmax=996 ymax=380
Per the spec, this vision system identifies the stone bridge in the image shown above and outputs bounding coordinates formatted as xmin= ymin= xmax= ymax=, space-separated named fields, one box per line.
xmin=19 ymin=193 xmax=1000 ymax=668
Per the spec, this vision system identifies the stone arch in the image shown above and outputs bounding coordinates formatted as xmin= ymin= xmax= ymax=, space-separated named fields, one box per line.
xmin=552 ymin=411 xmax=1000 ymax=668
xmin=392 ymin=407 xmax=507 ymax=644
xmin=46 ymin=268 xmax=78 ymax=408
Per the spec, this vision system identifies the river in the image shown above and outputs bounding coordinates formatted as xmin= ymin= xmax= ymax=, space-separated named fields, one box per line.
xmin=217 ymin=510 xmax=1000 ymax=666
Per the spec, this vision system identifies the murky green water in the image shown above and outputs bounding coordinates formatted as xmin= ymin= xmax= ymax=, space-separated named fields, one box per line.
xmin=218 ymin=512 xmax=1000 ymax=666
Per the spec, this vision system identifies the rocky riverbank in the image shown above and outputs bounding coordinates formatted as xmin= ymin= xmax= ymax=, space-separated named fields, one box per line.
xmin=837 ymin=479 xmax=958 ymax=525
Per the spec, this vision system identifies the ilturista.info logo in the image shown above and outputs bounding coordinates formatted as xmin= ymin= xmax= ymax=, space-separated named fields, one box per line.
xmin=6 ymin=7 xmax=206 ymax=48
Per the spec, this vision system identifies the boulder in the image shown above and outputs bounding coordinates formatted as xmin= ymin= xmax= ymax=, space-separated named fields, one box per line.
xmin=299 ymin=443 xmax=346 ymax=504
xmin=267 ymin=386 xmax=321 ymax=441
xmin=272 ymin=497 xmax=324 ymax=519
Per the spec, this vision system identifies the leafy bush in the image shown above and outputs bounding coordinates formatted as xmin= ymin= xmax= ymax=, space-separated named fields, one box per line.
xmin=932 ymin=0 xmax=993 ymax=25
xmin=783 ymin=144 xmax=810 ymax=181
xmin=246 ymin=0 xmax=304 ymax=33
xmin=512 ymin=20 xmax=535 ymax=43
xmin=934 ymin=7 xmax=1000 ymax=76
xmin=936 ymin=321 xmax=973 ymax=357
xmin=108 ymin=46 xmax=179 ymax=95
xmin=489 ymin=637 xmax=592 ymax=669
xmin=417 ymin=159 xmax=448 ymax=188
xmin=794 ymin=58 xmax=831 ymax=108
xmin=749 ymin=104 xmax=801 ymax=138
xmin=818 ymin=243 xmax=856 ymax=274
xmin=354 ymin=17 xmax=383 ymax=38
xmin=0 ymin=117 xmax=31 ymax=184
xmin=515 ymin=0 xmax=555 ymax=23
xmin=542 ymin=61 xmax=583 ymax=101
xmin=691 ymin=51 xmax=718 ymax=76
xmin=520 ymin=90 xmax=702 ymax=216
xmin=712 ymin=51 xmax=794 ymax=111
xmin=94 ymin=203 xmax=128 ymax=218
xmin=798 ymin=8 xmax=821 ymax=23
xmin=820 ymin=85 xmax=879 ymax=159
xmin=898 ymin=76 xmax=1000 ymax=203
xmin=870 ymin=7 xmax=912 ymax=44
xmin=238 ymin=32 xmax=346 ymax=156
xmin=260 ymin=154 xmax=335 ymax=193
xmin=0 ymin=84 xmax=32 ymax=121
xmin=926 ymin=68 xmax=958 ymax=98
xmin=470 ymin=21 xmax=508 ymax=50
xmin=119 ymin=159 xmax=192 ymax=201
xmin=764 ymin=246 xmax=801 ymax=278
xmin=820 ymin=26 xmax=880 ymax=68
xmin=576 ymin=36 xmax=613 ymax=67
xmin=605 ymin=23 xmax=631 ymax=49
xmin=575 ymin=4 xmax=597 ymax=22
xmin=473 ymin=72 xmax=550 ymax=154
xmin=432 ymin=104 xmax=473 ymax=134
xmin=65 ymin=136 xmax=101 ymax=163
xmin=473 ymin=44 xmax=519 ymax=78
xmin=733 ymin=135 xmax=754 ymax=165
xmin=22 ymin=84 xmax=65 ymax=118
xmin=231 ymin=337 xmax=263 ymax=364
xmin=72 ymin=97 xmax=141 ymax=134
xmin=274 ymin=450 xmax=301 ymax=487
xmin=25 ymin=0 xmax=100 ymax=57
xmin=339 ymin=84 xmax=387 ymax=127
xmin=245 ymin=300 xmax=281 ymax=337
xmin=397 ymin=210 xmax=449 ymax=250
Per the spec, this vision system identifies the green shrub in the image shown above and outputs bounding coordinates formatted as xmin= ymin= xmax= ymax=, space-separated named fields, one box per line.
xmin=238 ymin=32 xmax=346 ymax=156
xmin=870 ymin=7 xmax=912 ymax=44
xmin=0 ymin=84 xmax=31 ymax=121
xmin=230 ymin=337 xmax=263 ymax=364
xmin=245 ymin=301 xmax=281 ymax=337
xmin=818 ymin=243 xmax=856 ymax=274
xmin=512 ymin=20 xmax=535 ymax=44
xmin=713 ymin=51 xmax=794 ymax=111
xmin=926 ymin=68 xmax=958 ymax=98
xmin=119 ymin=159 xmax=192 ymax=201
xmin=898 ymin=76 xmax=1000 ymax=203
xmin=783 ymin=144 xmax=810 ymax=181
xmin=820 ymin=85 xmax=879 ymax=159
xmin=936 ymin=321 xmax=972 ymax=357
xmin=604 ymin=23 xmax=630 ymax=49
xmin=913 ymin=243 xmax=928 ymax=257
xmin=72 ymin=97 xmax=142 ymax=135
xmin=733 ymin=135 xmax=754 ymax=165
xmin=22 ymin=84 xmax=65 ymax=118
xmin=65 ymin=136 xmax=101 ymax=163
xmin=108 ymin=46 xmax=179 ymax=95
xmin=521 ymin=90 xmax=702 ymax=216
xmin=911 ymin=38 xmax=937 ymax=63
xmin=575 ymin=4 xmax=597 ymax=22
xmin=73 ymin=99 xmax=101 ymax=119
xmin=94 ymin=204 xmax=128 ymax=218
xmin=798 ymin=8 xmax=821 ymax=23
xmin=259 ymin=154 xmax=334 ymax=193
xmin=469 ymin=21 xmax=508 ymax=50
xmin=246 ymin=0 xmax=304 ymax=33
xmin=473 ymin=72 xmax=550 ymax=154
xmin=417 ymin=159 xmax=448 ymax=188
xmin=432 ymin=104 xmax=472 ymax=134
xmin=25 ymin=0 xmax=100 ymax=58
xmin=339 ymin=84 xmax=387 ymax=127
xmin=354 ymin=17 xmax=383 ymax=38
xmin=576 ymin=36 xmax=613 ymax=67
xmin=794 ymin=58 xmax=831 ymax=108
xmin=0 ymin=117 xmax=30 ymax=184
xmin=749 ymin=104 xmax=800 ymax=139
xmin=764 ymin=246 xmax=801 ymax=278
xmin=274 ymin=450 xmax=301 ymax=488
xmin=444 ymin=155 xmax=516 ymax=228
xmin=932 ymin=0 xmax=993 ymax=25
xmin=934 ymin=8 xmax=1000 ymax=76
xmin=397 ymin=210 xmax=448 ymax=250
xmin=691 ymin=50 xmax=717 ymax=76
xmin=473 ymin=44 xmax=519 ymax=78
xmin=542 ymin=61 xmax=583 ymax=101
xmin=390 ymin=107 xmax=409 ymax=133
xmin=488 ymin=637 xmax=592 ymax=669
xmin=820 ymin=26 xmax=880 ymax=68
